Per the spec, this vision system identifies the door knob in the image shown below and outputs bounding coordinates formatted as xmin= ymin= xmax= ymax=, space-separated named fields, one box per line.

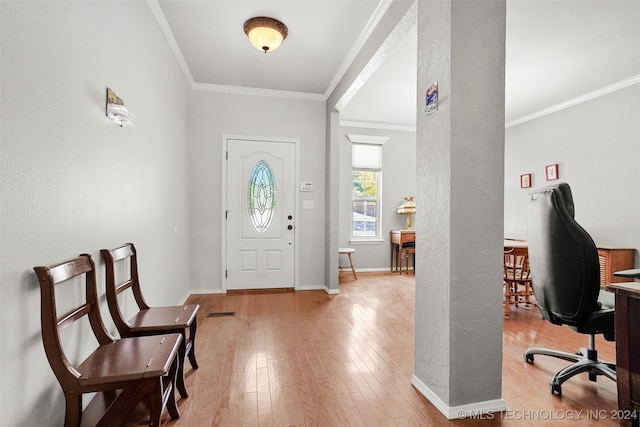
xmin=287 ymin=225 xmax=293 ymax=230
xmin=288 ymin=215 xmax=293 ymax=220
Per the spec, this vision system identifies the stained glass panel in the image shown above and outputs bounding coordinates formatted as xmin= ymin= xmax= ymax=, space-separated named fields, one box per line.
xmin=248 ymin=160 xmax=276 ymax=233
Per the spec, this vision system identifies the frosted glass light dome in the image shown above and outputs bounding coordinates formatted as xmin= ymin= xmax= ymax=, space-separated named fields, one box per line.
xmin=244 ymin=17 xmax=288 ymax=53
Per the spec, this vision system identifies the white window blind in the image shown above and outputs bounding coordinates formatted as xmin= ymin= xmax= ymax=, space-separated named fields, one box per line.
xmin=352 ymin=143 xmax=381 ymax=171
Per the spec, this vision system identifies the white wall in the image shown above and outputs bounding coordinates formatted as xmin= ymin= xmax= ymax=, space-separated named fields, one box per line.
xmin=189 ymin=90 xmax=327 ymax=291
xmin=339 ymin=126 xmax=417 ymax=269
xmin=0 ymin=2 xmax=191 ymax=424
xmin=505 ymin=84 xmax=640 ymax=264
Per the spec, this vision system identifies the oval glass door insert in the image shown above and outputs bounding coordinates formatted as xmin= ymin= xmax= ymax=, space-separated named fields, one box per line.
xmin=248 ymin=160 xmax=276 ymax=233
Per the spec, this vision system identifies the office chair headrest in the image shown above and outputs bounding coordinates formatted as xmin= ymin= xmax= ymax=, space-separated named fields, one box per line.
xmin=529 ymin=182 xmax=575 ymax=218
xmin=556 ymin=182 xmax=575 ymax=218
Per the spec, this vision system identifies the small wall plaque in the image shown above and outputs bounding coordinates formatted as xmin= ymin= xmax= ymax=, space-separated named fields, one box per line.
xmin=106 ymin=87 xmax=135 ymax=127
xmin=424 ymin=82 xmax=438 ymax=115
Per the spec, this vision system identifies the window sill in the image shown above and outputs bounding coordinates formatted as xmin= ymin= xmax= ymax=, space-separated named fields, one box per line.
xmin=349 ymin=238 xmax=384 ymax=245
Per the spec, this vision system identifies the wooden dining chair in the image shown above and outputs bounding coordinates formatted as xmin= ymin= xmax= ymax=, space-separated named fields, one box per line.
xmin=503 ymin=251 xmax=534 ymax=318
xmin=399 ymin=243 xmax=416 ymax=274
xmin=101 ymin=243 xmax=199 ymax=399
xmin=34 ymin=254 xmax=182 ymax=426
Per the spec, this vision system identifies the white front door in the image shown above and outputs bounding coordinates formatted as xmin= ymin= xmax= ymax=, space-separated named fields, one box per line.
xmin=225 ymin=138 xmax=296 ymax=290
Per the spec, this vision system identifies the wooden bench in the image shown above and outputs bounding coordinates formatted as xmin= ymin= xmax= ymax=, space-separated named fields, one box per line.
xmin=101 ymin=243 xmax=199 ymax=399
xmin=34 ymin=254 xmax=182 ymax=426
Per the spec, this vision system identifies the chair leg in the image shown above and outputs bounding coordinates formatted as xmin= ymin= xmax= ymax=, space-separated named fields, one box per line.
xmin=166 ymin=356 xmax=181 ymax=420
xmin=348 ymin=254 xmax=357 ymax=280
xmin=503 ymin=281 xmax=511 ymax=319
xmin=64 ymin=395 xmax=82 ymax=427
xmin=188 ymin=319 xmax=199 ymax=370
xmin=176 ymin=337 xmax=188 ymax=398
xmin=524 ymin=334 xmax=616 ymax=396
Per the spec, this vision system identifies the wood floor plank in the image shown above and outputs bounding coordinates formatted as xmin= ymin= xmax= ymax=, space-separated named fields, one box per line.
xmin=166 ymin=272 xmax=619 ymax=426
xmin=256 ymin=366 xmax=273 ymax=426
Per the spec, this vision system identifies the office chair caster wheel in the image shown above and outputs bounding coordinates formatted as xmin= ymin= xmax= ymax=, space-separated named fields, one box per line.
xmin=550 ymin=382 xmax=562 ymax=396
xmin=524 ymin=353 xmax=534 ymax=364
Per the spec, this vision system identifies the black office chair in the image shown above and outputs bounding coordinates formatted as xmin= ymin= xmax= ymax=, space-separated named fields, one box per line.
xmin=524 ymin=183 xmax=616 ymax=396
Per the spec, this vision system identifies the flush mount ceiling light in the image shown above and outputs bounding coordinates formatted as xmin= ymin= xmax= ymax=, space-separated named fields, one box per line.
xmin=243 ymin=16 xmax=288 ymax=53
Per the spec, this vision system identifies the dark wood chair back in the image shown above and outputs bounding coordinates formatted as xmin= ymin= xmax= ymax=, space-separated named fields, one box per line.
xmin=34 ymin=254 xmax=182 ymax=426
xmin=35 ymin=255 xmax=112 ymax=389
xmin=100 ymin=243 xmax=199 ymax=399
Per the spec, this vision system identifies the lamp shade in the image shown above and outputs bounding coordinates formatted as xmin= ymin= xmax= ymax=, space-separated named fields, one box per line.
xmin=397 ymin=197 xmax=416 ymax=229
xmin=397 ymin=197 xmax=416 ymax=214
xmin=244 ymin=17 xmax=288 ymax=53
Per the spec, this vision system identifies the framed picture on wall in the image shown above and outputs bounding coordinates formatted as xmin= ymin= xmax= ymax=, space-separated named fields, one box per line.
xmin=520 ymin=173 xmax=532 ymax=188
xmin=546 ymin=164 xmax=559 ymax=181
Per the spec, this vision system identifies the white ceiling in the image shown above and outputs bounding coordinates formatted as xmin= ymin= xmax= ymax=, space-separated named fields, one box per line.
xmin=156 ymin=0 xmax=640 ymax=128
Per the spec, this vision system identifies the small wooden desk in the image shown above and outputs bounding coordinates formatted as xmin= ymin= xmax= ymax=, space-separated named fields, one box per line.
xmin=390 ymin=230 xmax=415 ymax=272
xmin=606 ymin=280 xmax=640 ymax=427
xmin=597 ymin=247 xmax=635 ymax=286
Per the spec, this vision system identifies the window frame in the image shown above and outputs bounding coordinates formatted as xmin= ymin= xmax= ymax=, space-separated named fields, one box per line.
xmin=351 ymin=168 xmax=382 ymax=240
xmin=347 ymin=134 xmax=388 ymax=243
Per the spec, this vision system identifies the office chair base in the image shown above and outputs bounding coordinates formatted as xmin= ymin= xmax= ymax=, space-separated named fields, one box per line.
xmin=524 ymin=347 xmax=616 ymax=396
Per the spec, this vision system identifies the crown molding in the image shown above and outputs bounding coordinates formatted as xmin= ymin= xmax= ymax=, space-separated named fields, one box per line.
xmin=323 ymin=0 xmax=394 ymax=100
xmin=346 ymin=134 xmax=389 ymax=145
xmin=147 ymin=0 xmax=383 ymax=103
xmin=191 ymin=82 xmax=325 ymax=101
xmin=147 ymin=0 xmax=194 ymax=87
xmin=506 ymin=74 xmax=640 ymax=128
xmin=341 ymin=120 xmax=416 ymax=132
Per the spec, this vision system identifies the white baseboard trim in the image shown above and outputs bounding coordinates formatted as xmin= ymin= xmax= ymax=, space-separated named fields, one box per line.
xmin=189 ymin=289 xmax=225 ymax=295
xmin=179 ymin=289 xmax=223 ymax=304
xmin=341 ymin=267 xmax=396 ymax=273
xmin=184 ymin=286 xmax=337 ymax=299
xmin=411 ymin=375 xmax=506 ymax=420
xmin=295 ymin=284 xmax=329 ymax=292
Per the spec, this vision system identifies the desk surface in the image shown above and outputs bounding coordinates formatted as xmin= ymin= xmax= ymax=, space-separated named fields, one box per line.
xmin=606 ymin=281 xmax=640 ymax=297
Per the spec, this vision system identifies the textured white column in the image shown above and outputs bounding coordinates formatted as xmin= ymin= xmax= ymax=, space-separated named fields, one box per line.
xmin=411 ymin=0 xmax=507 ymax=418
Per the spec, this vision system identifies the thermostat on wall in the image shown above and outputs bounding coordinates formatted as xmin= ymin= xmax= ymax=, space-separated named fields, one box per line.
xmin=300 ymin=181 xmax=314 ymax=192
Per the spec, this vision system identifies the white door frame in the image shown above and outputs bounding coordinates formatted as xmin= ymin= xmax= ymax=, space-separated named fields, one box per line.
xmin=221 ymin=134 xmax=300 ymax=292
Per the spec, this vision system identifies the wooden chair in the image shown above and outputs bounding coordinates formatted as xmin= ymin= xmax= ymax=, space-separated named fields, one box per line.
xmin=34 ymin=254 xmax=182 ymax=426
xmin=338 ymin=248 xmax=357 ymax=280
xmin=100 ymin=243 xmax=199 ymax=399
xmin=503 ymin=251 xmax=534 ymax=318
xmin=399 ymin=243 xmax=416 ymax=274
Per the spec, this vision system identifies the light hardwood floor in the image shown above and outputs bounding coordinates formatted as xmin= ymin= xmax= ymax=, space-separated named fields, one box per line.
xmin=164 ymin=272 xmax=619 ymax=426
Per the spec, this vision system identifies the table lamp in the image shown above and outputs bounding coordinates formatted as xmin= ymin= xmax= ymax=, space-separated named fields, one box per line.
xmin=397 ymin=197 xmax=416 ymax=229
